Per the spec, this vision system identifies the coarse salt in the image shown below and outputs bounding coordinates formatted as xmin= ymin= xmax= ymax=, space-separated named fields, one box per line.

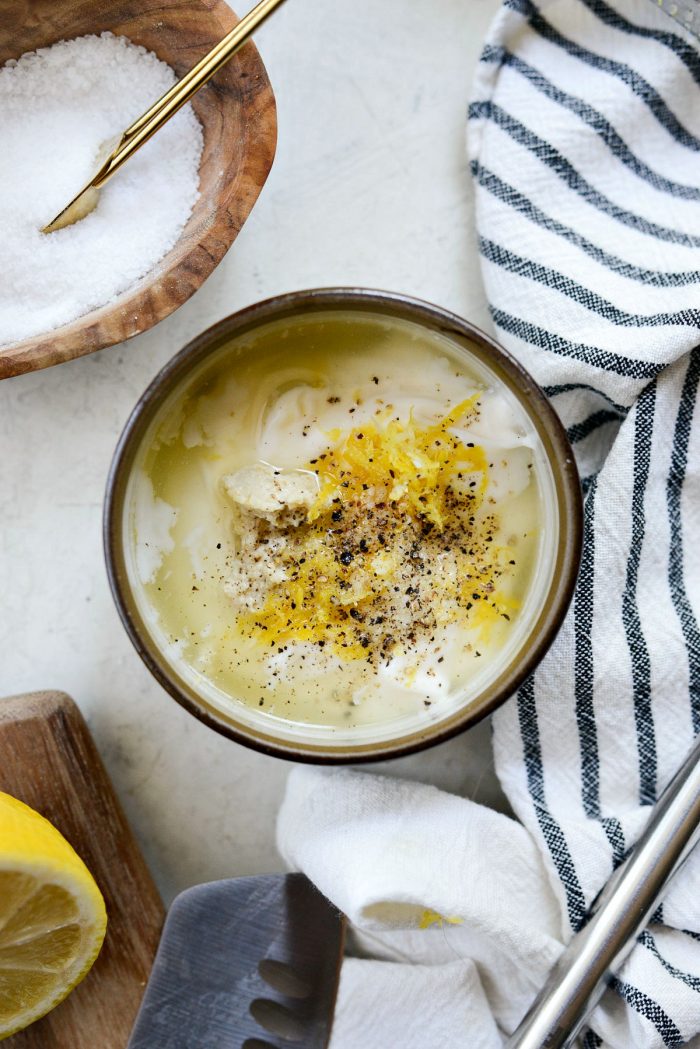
xmin=0 ymin=33 xmax=203 ymax=347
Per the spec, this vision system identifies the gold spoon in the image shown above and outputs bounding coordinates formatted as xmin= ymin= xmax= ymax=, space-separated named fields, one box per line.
xmin=42 ymin=0 xmax=287 ymax=234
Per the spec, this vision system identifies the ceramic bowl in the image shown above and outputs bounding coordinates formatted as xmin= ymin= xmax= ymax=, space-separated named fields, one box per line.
xmin=104 ymin=289 xmax=583 ymax=763
xmin=0 ymin=0 xmax=276 ymax=379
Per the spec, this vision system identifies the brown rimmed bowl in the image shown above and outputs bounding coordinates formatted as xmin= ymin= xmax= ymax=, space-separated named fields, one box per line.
xmin=0 ymin=0 xmax=276 ymax=379
xmin=104 ymin=288 xmax=583 ymax=763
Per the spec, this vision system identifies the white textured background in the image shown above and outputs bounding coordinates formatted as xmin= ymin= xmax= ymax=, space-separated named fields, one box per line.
xmin=0 ymin=0 xmax=504 ymax=902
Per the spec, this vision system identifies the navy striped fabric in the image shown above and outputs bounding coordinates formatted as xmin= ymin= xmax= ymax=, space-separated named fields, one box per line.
xmin=472 ymin=1 xmax=700 ymax=1044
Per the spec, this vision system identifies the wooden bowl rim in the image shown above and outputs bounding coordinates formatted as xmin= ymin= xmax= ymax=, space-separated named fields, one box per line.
xmin=0 ymin=0 xmax=277 ymax=380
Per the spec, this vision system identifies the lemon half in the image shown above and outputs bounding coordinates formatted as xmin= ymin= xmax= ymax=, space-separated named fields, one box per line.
xmin=0 ymin=792 xmax=107 ymax=1039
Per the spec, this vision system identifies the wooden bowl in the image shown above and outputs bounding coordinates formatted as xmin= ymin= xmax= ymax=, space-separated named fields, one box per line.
xmin=0 ymin=0 xmax=277 ymax=380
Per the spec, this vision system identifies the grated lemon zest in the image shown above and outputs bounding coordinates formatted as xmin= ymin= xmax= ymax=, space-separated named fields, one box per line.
xmin=237 ymin=398 xmax=518 ymax=658
xmin=419 ymin=909 xmax=464 ymax=929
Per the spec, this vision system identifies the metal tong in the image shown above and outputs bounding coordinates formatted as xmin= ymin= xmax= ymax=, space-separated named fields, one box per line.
xmin=507 ymin=732 xmax=700 ymax=1048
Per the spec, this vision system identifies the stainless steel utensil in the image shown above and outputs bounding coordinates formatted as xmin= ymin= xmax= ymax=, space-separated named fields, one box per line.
xmin=648 ymin=0 xmax=700 ymax=39
xmin=507 ymin=732 xmax=700 ymax=1048
xmin=42 ymin=0 xmax=287 ymax=233
xmin=126 ymin=873 xmax=345 ymax=1049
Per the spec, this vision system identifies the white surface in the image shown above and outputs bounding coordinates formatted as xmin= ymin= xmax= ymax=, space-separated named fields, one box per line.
xmin=0 ymin=0 xmax=504 ymax=903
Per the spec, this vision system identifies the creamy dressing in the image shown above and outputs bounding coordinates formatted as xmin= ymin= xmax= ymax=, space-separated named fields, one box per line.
xmin=126 ymin=312 xmax=557 ymax=740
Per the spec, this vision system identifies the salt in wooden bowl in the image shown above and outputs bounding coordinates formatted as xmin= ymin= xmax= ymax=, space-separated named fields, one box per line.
xmin=0 ymin=0 xmax=277 ymax=380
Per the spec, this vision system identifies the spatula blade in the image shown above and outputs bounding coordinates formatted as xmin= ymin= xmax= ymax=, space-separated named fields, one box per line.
xmin=127 ymin=874 xmax=344 ymax=1049
xmin=648 ymin=0 xmax=700 ymax=39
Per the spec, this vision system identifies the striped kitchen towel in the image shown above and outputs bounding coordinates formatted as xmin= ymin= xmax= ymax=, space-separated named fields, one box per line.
xmin=277 ymin=2 xmax=700 ymax=1046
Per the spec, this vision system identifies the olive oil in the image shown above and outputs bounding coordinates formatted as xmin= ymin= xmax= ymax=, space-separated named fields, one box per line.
xmin=127 ymin=312 xmax=555 ymax=739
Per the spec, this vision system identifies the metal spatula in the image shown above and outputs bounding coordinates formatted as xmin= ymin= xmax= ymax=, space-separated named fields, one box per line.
xmin=127 ymin=874 xmax=345 ymax=1049
xmin=649 ymin=0 xmax=700 ymax=39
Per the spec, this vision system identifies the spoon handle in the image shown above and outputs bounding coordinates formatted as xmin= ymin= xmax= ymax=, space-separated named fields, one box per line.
xmin=94 ymin=0 xmax=287 ymax=188
xmin=505 ymin=732 xmax=700 ymax=1049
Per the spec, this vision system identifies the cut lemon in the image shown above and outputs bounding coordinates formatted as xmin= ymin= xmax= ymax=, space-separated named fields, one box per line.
xmin=0 ymin=792 xmax=107 ymax=1039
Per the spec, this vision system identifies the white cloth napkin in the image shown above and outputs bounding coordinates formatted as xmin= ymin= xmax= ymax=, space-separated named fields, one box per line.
xmin=277 ymin=1 xmax=700 ymax=1045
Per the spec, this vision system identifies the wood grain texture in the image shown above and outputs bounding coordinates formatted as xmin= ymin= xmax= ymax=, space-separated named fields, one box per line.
xmin=0 ymin=0 xmax=277 ymax=380
xmin=0 ymin=691 xmax=165 ymax=1048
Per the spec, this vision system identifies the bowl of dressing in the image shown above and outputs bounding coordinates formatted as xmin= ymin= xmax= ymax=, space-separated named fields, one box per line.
xmin=104 ymin=289 xmax=583 ymax=762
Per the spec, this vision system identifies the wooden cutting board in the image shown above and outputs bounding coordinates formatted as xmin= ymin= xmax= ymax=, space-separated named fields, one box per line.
xmin=0 ymin=691 xmax=165 ymax=1048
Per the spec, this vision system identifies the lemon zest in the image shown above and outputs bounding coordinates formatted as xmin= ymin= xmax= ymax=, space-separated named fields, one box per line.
xmin=419 ymin=909 xmax=464 ymax=930
xmin=237 ymin=397 xmax=517 ymax=658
